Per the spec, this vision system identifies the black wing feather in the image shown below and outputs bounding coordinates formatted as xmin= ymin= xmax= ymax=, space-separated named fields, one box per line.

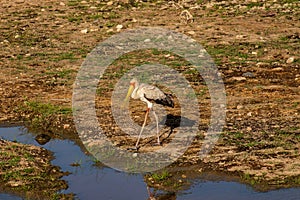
xmin=146 ymin=93 xmax=174 ymax=108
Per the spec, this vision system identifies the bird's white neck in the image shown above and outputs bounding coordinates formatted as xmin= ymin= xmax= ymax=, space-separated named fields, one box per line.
xmin=131 ymin=81 xmax=139 ymax=99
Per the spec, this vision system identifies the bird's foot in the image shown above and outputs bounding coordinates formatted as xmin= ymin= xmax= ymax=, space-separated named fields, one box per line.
xmin=153 ymin=142 xmax=161 ymax=146
xmin=127 ymin=146 xmax=140 ymax=152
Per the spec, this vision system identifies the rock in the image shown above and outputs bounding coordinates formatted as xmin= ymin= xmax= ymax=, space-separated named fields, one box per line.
xmin=63 ymin=124 xmax=70 ymax=129
xmin=232 ymin=76 xmax=246 ymax=81
xmin=286 ymin=57 xmax=295 ymax=63
xmin=80 ymin=29 xmax=88 ymax=34
xmin=90 ymin=28 xmax=98 ymax=32
xmin=236 ymin=35 xmax=247 ymax=39
xmin=107 ymin=1 xmax=113 ymax=6
xmin=272 ymin=62 xmax=280 ymax=67
xmin=15 ymin=0 xmax=25 ymax=3
xmin=59 ymin=2 xmax=65 ymax=6
xmin=256 ymin=62 xmax=269 ymax=67
xmin=236 ymin=105 xmax=244 ymax=109
xmin=144 ymin=38 xmax=151 ymax=42
xmin=246 ymin=127 xmax=252 ymax=131
xmin=242 ymin=72 xmax=255 ymax=78
xmin=116 ymin=24 xmax=123 ymax=32
xmin=271 ymin=67 xmax=284 ymax=72
xmin=187 ymin=30 xmax=195 ymax=35
xmin=132 ymin=153 xmax=138 ymax=158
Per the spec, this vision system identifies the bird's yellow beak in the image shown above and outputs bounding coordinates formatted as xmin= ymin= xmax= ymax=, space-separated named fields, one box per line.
xmin=122 ymin=84 xmax=134 ymax=108
xmin=124 ymin=84 xmax=134 ymax=101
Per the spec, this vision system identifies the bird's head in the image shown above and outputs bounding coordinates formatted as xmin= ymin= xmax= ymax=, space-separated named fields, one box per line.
xmin=122 ymin=78 xmax=137 ymax=108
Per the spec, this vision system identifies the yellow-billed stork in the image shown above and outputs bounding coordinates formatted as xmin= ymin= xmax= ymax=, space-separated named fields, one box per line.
xmin=124 ymin=78 xmax=174 ymax=150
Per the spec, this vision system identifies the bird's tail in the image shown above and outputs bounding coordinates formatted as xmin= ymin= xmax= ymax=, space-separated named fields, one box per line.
xmin=155 ymin=94 xmax=174 ymax=108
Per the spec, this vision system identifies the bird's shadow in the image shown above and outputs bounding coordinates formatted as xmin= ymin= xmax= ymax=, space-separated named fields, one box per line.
xmin=135 ymin=114 xmax=197 ymax=149
xmin=158 ymin=114 xmax=196 ymax=142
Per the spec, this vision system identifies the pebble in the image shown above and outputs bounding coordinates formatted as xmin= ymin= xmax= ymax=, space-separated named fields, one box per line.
xmin=107 ymin=1 xmax=113 ymax=6
xmin=90 ymin=28 xmax=98 ymax=32
xmin=271 ymin=67 xmax=284 ymax=72
xmin=286 ymin=57 xmax=294 ymax=64
xmin=246 ymin=127 xmax=252 ymax=131
xmin=59 ymin=2 xmax=65 ymax=6
xmin=15 ymin=0 xmax=25 ymax=3
xmin=236 ymin=35 xmax=247 ymax=39
xmin=80 ymin=29 xmax=88 ymax=34
xmin=236 ymin=105 xmax=244 ymax=109
xmin=10 ymin=182 xmax=21 ymax=187
xmin=232 ymin=76 xmax=246 ymax=81
xmin=144 ymin=38 xmax=151 ymax=43
xmin=187 ymin=30 xmax=195 ymax=35
xmin=242 ymin=72 xmax=255 ymax=78
xmin=256 ymin=62 xmax=269 ymax=67
xmin=132 ymin=153 xmax=138 ymax=158
xmin=116 ymin=24 xmax=123 ymax=32
xmin=63 ymin=124 xmax=70 ymax=129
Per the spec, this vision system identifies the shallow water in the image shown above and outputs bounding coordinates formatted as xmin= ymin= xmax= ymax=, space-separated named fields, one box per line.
xmin=0 ymin=126 xmax=300 ymax=200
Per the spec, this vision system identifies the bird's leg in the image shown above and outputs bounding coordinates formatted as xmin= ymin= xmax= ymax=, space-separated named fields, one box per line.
xmin=135 ymin=107 xmax=150 ymax=149
xmin=152 ymin=110 xmax=160 ymax=145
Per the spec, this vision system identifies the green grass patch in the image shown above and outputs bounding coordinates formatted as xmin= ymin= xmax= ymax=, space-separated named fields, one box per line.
xmin=22 ymin=101 xmax=72 ymax=116
xmin=50 ymin=52 xmax=77 ymax=62
xmin=150 ymin=170 xmax=171 ymax=182
xmin=43 ymin=69 xmax=76 ymax=79
xmin=17 ymin=100 xmax=72 ymax=128
xmin=246 ymin=2 xmax=264 ymax=9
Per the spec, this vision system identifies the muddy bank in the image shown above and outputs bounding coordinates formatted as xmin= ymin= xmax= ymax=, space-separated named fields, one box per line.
xmin=0 ymin=137 xmax=73 ymax=199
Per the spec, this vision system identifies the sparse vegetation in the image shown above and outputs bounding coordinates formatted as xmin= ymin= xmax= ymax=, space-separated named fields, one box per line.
xmin=0 ymin=139 xmax=72 ymax=199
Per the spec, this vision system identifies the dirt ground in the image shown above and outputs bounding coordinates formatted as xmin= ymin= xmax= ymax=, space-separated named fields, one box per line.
xmin=0 ymin=0 xmax=300 ymax=197
xmin=0 ymin=138 xmax=72 ymax=199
